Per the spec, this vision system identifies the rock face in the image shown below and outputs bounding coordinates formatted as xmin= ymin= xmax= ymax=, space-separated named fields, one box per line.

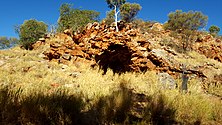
xmin=193 ymin=34 xmax=222 ymax=62
xmin=44 ymin=22 xmax=155 ymax=74
xmin=40 ymin=21 xmax=222 ymax=85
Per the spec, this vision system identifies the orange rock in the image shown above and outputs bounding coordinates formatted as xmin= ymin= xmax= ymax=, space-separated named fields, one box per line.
xmin=32 ymin=41 xmax=43 ymax=49
xmin=50 ymin=83 xmax=60 ymax=88
xmin=70 ymin=50 xmax=85 ymax=58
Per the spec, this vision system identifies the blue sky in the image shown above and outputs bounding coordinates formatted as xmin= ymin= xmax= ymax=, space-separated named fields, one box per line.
xmin=0 ymin=0 xmax=221 ymax=38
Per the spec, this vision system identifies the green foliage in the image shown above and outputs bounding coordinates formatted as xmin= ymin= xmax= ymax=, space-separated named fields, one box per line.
xmin=209 ymin=25 xmax=220 ymax=35
xmin=120 ymin=2 xmax=142 ymax=22
xmin=164 ymin=10 xmax=207 ymax=52
xmin=0 ymin=37 xmax=18 ymax=49
xmin=164 ymin=10 xmax=208 ymax=31
xmin=0 ymin=37 xmax=10 ymax=49
xmin=168 ymin=29 xmax=197 ymax=53
xmin=104 ymin=0 xmax=141 ymax=32
xmin=57 ymin=3 xmax=100 ymax=32
xmin=106 ymin=0 xmax=126 ymax=9
xmin=16 ymin=19 xmax=48 ymax=50
xmin=104 ymin=10 xmax=115 ymax=25
xmin=105 ymin=0 xmax=126 ymax=32
xmin=180 ymin=29 xmax=196 ymax=52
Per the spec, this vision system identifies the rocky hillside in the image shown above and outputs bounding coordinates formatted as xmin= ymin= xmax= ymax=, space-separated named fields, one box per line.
xmin=0 ymin=21 xmax=222 ymax=125
xmin=33 ymin=21 xmax=222 ymax=91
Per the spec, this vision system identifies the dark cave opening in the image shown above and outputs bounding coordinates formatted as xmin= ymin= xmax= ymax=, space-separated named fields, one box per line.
xmin=95 ymin=44 xmax=133 ymax=74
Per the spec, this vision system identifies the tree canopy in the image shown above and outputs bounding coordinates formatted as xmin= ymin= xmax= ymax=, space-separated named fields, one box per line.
xmin=57 ymin=3 xmax=100 ymax=32
xmin=16 ymin=19 xmax=48 ymax=50
xmin=164 ymin=10 xmax=208 ymax=31
xmin=105 ymin=0 xmax=141 ymax=31
xmin=105 ymin=0 xmax=126 ymax=32
xmin=209 ymin=25 xmax=220 ymax=35
xmin=120 ymin=2 xmax=142 ymax=22
xmin=104 ymin=10 xmax=115 ymax=25
xmin=106 ymin=0 xmax=126 ymax=9
xmin=0 ymin=37 xmax=18 ymax=49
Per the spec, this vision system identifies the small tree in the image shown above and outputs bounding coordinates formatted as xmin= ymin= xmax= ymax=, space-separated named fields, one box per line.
xmin=164 ymin=10 xmax=208 ymax=52
xmin=0 ymin=37 xmax=18 ymax=49
xmin=0 ymin=37 xmax=10 ymax=49
xmin=106 ymin=0 xmax=126 ymax=32
xmin=209 ymin=25 xmax=220 ymax=35
xmin=57 ymin=3 xmax=100 ymax=32
xmin=164 ymin=10 xmax=208 ymax=31
xmin=120 ymin=2 xmax=141 ymax=22
xmin=16 ymin=19 xmax=48 ymax=50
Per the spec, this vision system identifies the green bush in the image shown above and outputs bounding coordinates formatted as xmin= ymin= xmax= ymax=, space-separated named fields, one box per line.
xmin=120 ymin=2 xmax=142 ymax=22
xmin=163 ymin=10 xmax=206 ymax=52
xmin=16 ymin=19 xmax=48 ymax=50
xmin=209 ymin=25 xmax=220 ymax=36
xmin=164 ymin=10 xmax=208 ymax=31
xmin=57 ymin=3 xmax=100 ymax=32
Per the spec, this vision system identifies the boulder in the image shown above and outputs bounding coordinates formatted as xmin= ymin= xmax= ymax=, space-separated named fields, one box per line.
xmin=39 ymin=38 xmax=45 ymax=41
xmin=151 ymin=23 xmax=164 ymax=31
xmin=158 ymin=72 xmax=176 ymax=89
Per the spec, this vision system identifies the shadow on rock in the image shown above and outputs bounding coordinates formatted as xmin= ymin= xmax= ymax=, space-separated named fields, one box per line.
xmin=95 ymin=43 xmax=133 ymax=75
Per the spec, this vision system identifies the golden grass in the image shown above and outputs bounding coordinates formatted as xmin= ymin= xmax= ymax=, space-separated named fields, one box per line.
xmin=0 ymin=48 xmax=222 ymax=124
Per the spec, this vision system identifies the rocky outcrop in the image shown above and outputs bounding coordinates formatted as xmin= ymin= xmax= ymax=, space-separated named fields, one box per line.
xmin=193 ymin=34 xmax=222 ymax=62
xmin=42 ymin=22 xmax=182 ymax=76
xmin=43 ymin=22 xmax=154 ymax=74
xmin=40 ymin=22 xmax=222 ymax=85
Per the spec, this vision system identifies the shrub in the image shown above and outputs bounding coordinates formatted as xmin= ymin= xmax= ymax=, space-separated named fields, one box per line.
xmin=120 ymin=2 xmax=142 ymax=23
xmin=209 ymin=25 xmax=220 ymax=36
xmin=57 ymin=3 xmax=100 ymax=32
xmin=16 ymin=19 xmax=48 ymax=50
xmin=164 ymin=10 xmax=208 ymax=31
xmin=163 ymin=10 xmax=206 ymax=52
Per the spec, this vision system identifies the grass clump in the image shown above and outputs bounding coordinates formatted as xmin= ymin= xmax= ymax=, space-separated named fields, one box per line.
xmin=0 ymin=86 xmax=84 ymax=125
xmin=0 ymin=48 xmax=222 ymax=124
xmin=0 ymin=75 xmax=221 ymax=124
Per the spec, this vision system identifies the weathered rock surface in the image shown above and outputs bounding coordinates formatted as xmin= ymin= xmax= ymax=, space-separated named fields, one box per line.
xmin=36 ymin=22 xmax=222 ymax=85
xmin=193 ymin=34 xmax=222 ymax=62
xmin=158 ymin=72 xmax=176 ymax=89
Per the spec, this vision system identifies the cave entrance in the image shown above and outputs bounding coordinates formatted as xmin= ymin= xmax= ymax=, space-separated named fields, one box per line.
xmin=95 ymin=44 xmax=133 ymax=74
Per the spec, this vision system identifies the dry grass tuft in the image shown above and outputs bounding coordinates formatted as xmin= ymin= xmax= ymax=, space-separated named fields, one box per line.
xmin=0 ymin=48 xmax=221 ymax=124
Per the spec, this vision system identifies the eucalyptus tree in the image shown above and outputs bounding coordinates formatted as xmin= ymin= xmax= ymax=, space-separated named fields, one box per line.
xmin=120 ymin=2 xmax=141 ymax=22
xmin=106 ymin=0 xmax=126 ymax=32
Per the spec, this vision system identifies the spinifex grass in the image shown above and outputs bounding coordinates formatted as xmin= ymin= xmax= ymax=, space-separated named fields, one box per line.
xmin=0 ymin=47 xmax=221 ymax=125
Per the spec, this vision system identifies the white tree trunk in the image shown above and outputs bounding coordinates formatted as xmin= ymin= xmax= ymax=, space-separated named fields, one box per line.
xmin=114 ymin=5 xmax=119 ymax=32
